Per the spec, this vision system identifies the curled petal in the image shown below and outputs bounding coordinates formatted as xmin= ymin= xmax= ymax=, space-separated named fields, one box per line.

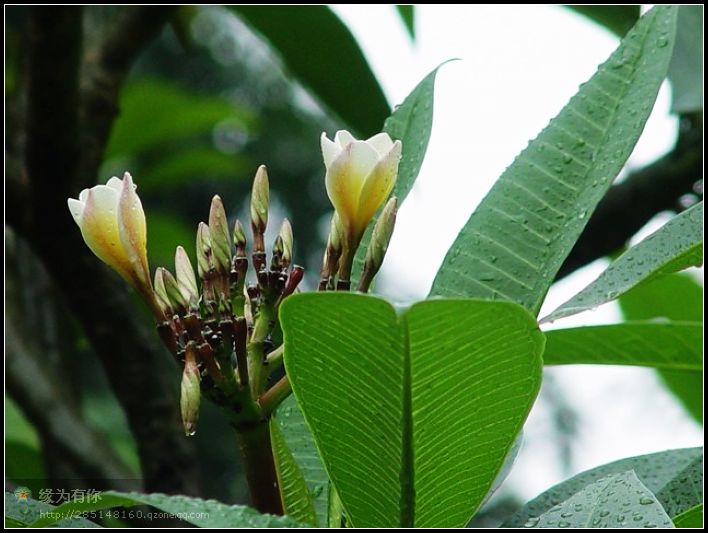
xmin=365 ymin=132 xmax=395 ymax=157
xmin=67 ymin=198 xmax=84 ymax=225
xmin=356 ymin=140 xmax=402 ymax=236
xmin=77 ymin=185 xmax=134 ymax=282
xmin=326 ymin=140 xmax=379 ymax=235
xmin=321 ymin=132 xmax=341 ymax=168
xmin=117 ymin=172 xmax=151 ymax=289
xmin=334 ymin=129 xmax=356 ymax=149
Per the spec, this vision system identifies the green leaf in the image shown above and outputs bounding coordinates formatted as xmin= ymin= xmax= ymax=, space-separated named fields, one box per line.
xmin=327 ymin=484 xmax=345 ymax=528
xmin=270 ymin=418 xmax=317 ymax=525
xmin=396 ymin=5 xmax=415 ymax=39
xmin=281 ymin=294 xmax=544 ymax=527
xmin=272 ymin=395 xmax=328 ymax=525
xmin=542 ymin=322 xmax=702 ymax=370
xmin=542 ymin=202 xmax=703 ymax=323
xmin=430 ymin=7 xmax=678 ymax=316
xmin=4 ymin=492 xmax=99 ymax=528
xmin=352 ymin=65 xmax=442 ymax=284
xmin=106 ymin=78 xmax=253 ymax=160
xmin=674 ymin=504 xmax=703 ymax=528
xmin=533 ymin=471 xmax=674 ymax=528
xmin=619 ymin=273 xmax=703 ymax=323
xmin=502 ymin=447 xmax=702 ymax=527
xmin=565 ymin=5 xmax=640 ymax=37
xmin=28 ymin=491 xmax=305 ymax=528
xmin=230 ymin=6 xmax=389 ymax=137
xmin=618 ymin=273 xmax=703 ymax=423
xmin=655 ymin=456 xmax=703 ymax=519
xmin=668 ymin=6 xmax=703 ymax=113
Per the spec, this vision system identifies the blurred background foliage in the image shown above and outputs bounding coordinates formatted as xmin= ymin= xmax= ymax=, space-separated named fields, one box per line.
xmin=4 ymin=5 xmax=702 ymax=526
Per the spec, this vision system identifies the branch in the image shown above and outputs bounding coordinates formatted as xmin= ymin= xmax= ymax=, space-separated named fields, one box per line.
xmin=79 ymin=6 xmax=177 ymax=189
xmin=556 ymin=114 xmax=703 ymax=279
xmin=21 ymin=6 xmax=200 ymax=495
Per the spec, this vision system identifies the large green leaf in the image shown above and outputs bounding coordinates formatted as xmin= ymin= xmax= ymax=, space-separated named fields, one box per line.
xmin=430 ymin=7 xmax=678 ymax=316
xmin=668 ymin=6 xmax=703 ymax=113
xmin=396 ymin=5 xmax=415 ymax=39
xmin=532 ymin=471 xmax=674 ymax=528
xmin=618 ymin=273 xmax=703 ymax=423
xmin=542 ymin=322 xmax=702 ymax=370
xmin=4 ymin=492 xmax=99 ymax=528
xmin=270 ymin=418 xmax=317 ymax=525
xmin=565 ymin=5 xmax=640 ymax=37
xmin=272 ymin=394 xmax=329 ymax=526
xmin=502 ymin=447 xmax=702 ymax=527
xmin=281 ymin=294 xmax=544 ymax=527
xmin=542 ymin=202 xmax=703 ymax=323
xmin=674 ymin=504 xmax=703 ymax=528
xmin=352 ymin=65 xmax=442 ymax=284
xmin=230 ymin=6 xmax=389 ymax=137
xmin=28 ymin=491 xmax=305 ymax=528
xmin=655 ymin=455 xmax=703 ymax=518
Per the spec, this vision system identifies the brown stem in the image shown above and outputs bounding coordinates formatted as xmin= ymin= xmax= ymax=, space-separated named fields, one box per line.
xmin=235 ymin=421 xmax=284 ymax=515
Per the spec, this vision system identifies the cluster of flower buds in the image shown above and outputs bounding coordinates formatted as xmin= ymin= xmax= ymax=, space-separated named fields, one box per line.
xmin=153 ymin=166 xmax=303 ymax=435
xmin=67 ymin=129 xmax=401 ymax=436
xmin=319 ymin=130 xmax=401 ymax=291
xmin=69 ymin=168 xmax=302 ymax=436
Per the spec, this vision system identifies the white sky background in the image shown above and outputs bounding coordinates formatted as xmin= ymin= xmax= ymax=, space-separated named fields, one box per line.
xmin=333 ymin=4 xmax=703 ymax=503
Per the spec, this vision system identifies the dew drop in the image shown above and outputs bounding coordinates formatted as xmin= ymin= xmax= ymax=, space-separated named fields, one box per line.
xmin=657 ymin=36 xmax=669 ymax=48
xmin=639 ymin=496 xmax=655 ymax=505
xmin=523 ymin=517 xmax=540 ymax=528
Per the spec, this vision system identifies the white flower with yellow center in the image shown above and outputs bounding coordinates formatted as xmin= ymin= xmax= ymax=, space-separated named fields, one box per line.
xmin=67 ymin=172 xmax=156 ymax=310
xmin=321 ymin=130 xmax=402 ymax=249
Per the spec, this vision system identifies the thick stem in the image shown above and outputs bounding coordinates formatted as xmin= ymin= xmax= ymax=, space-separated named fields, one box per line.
xmin=235 ymin=421 xmax=284 ymax=516
xmin=259 ymin=375 xmax=292 ymax=416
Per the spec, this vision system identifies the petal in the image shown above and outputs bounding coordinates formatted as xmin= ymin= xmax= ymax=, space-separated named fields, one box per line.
xmin=325 ymin=141 xmax=380 ymax=232
xmin=321 ymin=132 xmax=341 ymax=168
xmin=79 ymin=188 xmax=89 ymax=202
xmin=67 ymin=198 xmax=85 ymax=225
xmin=175 ymin=245 xmax=198 ymax=306
xmin=80 ymin=186 xmax=134 ymax=280
xmin=117 ymin=172 xmax=151 ymax=289
xmin=106 ymin=176 xmax=123 ymax=191
xmin=366 ymin=132 xmax=394 ymax=156
xmin=356 ymin=140 xmax=402 ymax=235
xmin=334 ymin=129 xmax=356 ymax=149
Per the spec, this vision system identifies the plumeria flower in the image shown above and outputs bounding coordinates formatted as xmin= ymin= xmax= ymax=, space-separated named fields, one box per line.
xmin=321 ymin=130 xmax=402 ymax=251
xmin=67 ymin=172 xmax=158 ymax=314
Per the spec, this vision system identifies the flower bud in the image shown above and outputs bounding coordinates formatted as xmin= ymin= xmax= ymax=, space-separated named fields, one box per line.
xmin=196 ymin=222 xmax=212 ymax=280
xmin=366 ymin=197 xmax=397 ymax=271
xmin=181 ymin=342 xmax=201 ymax=436
xmin=175 ymin=246 xmax=198 ymax=310
xmin=358 ymin=197 xmax=397 ymax=293
xmin=208 ymin=195 xmax=231 ymax=276
xmin=159 ymin=267 xmax=188 ymax=316
xmin=279 ymin=218 xmax=293 ymax=269
xmin=154 ymin=268 xmax=174 ymax=318
xmin=232 ymin=219 xmax=247 ymax=257
xmin=250 ymin=165 xmax=269 ymax=252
